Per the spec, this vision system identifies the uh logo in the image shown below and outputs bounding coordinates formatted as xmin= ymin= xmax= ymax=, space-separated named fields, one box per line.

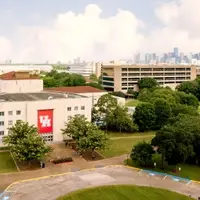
xmin=40 ymin=115 xmax=51 ymax=127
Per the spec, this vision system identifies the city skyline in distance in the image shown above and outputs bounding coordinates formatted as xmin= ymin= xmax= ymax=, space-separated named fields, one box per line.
xmin=0 ymin=0 xmax=200 ymax=62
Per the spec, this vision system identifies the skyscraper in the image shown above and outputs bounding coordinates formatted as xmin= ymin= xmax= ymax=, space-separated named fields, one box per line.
xmin=173 ymin=47 xmax=179 ymax=58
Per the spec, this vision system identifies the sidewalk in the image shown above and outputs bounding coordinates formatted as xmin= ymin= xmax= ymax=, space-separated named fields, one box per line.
xmin=0 ymin=154 xmax=126 ymax=191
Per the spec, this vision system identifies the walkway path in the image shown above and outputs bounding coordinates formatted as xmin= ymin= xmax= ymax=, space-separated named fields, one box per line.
xmin=3 ymin=166 xmax=200 ymax=200
xmin=0 ymin=154 xmax=126 ymax=191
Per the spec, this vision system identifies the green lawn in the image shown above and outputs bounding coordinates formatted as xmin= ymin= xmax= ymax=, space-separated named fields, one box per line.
xmin=125 ymin=99 xmax=140 ymax=107
xmin=57 ymin=185 xmax=193 ymax=200
xmin=107 ymin=131 xmax=155 ymax=138
xmin=127 ymin=154 xmax=200 ymax=181
xmin=0 ymin=152 xmax=18 ymax=173
xmin=100 ymin=135 xmax=154 ymax=158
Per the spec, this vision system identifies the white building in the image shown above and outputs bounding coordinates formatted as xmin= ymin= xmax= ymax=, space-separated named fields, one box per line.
xmin=68 ymin=62 xmax=102 ymax=77
xmin=0 ymin=64 xmax=53 ymax=74
xmin=0 ymin=71 xmax=92 ymax=146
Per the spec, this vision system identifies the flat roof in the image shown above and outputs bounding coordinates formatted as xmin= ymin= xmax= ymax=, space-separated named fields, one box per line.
xmin=45 ymin=86 xmax=105 ymax=93
xmin=0 ymin=91 xmax=85 ymax=102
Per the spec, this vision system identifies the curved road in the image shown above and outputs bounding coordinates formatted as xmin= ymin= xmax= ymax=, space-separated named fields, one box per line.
xmin=2 ymin=166 xmax=200 ymax=200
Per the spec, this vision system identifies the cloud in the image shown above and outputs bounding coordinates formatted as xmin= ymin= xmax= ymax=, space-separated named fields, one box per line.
xmin=1 ymin=1 xmax=200 ymax=62
xmin=12 ymin=4 xmax=145 ymax=62
xmin=152 ymin=0 xmax=200 ymax=52
xmin=0 ymin=37 xmax=12 ymax=62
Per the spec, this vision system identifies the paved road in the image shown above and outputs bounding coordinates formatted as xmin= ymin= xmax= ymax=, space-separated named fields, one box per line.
xmin=3 ymin=166 xmax=200 ymax=200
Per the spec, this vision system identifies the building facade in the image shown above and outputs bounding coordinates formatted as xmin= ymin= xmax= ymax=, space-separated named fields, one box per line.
xmin=0 ymin=71 xmax=92 ymax=146
xmin=101 ymin=62 xmax=197 ymax=92
xmin=68 ymin=62 xmax=102 ymax=77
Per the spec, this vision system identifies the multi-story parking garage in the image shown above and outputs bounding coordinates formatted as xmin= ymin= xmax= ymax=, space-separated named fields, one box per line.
xmin=0 ymin=71 xmax=92 ymax=145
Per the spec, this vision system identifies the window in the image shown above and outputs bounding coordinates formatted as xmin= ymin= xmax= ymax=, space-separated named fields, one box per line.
xmin=8 ymin=121 xmax=13 ymax=126
xmin=41 ymin=133 xmax=53 ymax=142
xmin=0 ymin=131 xmax=4 ymax=136
xmin=67 ymin=107 xmax=71 ymax=111
xmin=74 ymin=106 xmax=78 ymax=111
xmin=8 ymin=111 xmax=13 ymax=115
xmin=0 ymin=121 xmax=4 ymax=126
xmin=0 ymin=112 xmax=4 ymax=116
xmin=81 ymin=106 xmax=85 ymax=110
xmin=16 ymin=110 xmax=21 ymax=115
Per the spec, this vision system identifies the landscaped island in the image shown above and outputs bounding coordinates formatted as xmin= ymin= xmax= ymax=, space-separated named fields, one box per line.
xmin=57 ymin=185 xmax=193 ymax=200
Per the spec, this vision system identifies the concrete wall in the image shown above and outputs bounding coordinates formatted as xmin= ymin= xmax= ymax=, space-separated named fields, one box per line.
xmin=0 ymin=97 xmax=92 ymax=145
xmin=0 ymin=79 xmax=43 ymax=93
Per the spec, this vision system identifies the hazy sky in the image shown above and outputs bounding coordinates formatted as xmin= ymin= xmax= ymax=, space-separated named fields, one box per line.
xmin=0 ymin=0 xmax=199 ymax=62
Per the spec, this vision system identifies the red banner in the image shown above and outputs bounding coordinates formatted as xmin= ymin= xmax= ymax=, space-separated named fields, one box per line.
xmin=37 ymin=109 xmax=53 ymax=134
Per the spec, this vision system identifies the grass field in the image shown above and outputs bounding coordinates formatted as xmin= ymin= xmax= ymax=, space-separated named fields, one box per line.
xmin=0 ymin=152 xmax=17 ymax=173
xmin=100 ymin=135 xmax=154 ymax=158
xmin=125 ymin=99 xmax=140 ymax=107
xmin=57 ymin=185 xmax=193 ymax=200
xmin=107 ymin=131 xmax=155 ymax=138
xmin=127 ymin=154 xmax=200 ymax=181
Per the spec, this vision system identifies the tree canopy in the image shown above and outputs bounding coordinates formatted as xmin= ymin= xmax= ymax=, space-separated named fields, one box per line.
xmin=3 ymin=120 xmax=51 ymax=163
xmin=92 ymin=94 xmax=118 ymax=124
xmin=138 ymin=78 xmax=159 ymax=90
xmin=133 ymin=102 xmax=156 ymax=131
xmin=130 ymin=141 xmax=154 ymax=167
xmin=152 ymin=114 xmax=200 ymax=165
xmin=153 ymin=98 xmax=172 ymax=129
xmin=43 ymin=70 xmax=86 ymax=88
xmin=107 ymin=105 xmax=138 ymax=132
xmin=62 ymin=115 xmax=108 ymax=158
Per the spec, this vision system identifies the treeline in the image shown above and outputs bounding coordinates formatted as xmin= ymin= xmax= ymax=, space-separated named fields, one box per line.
xmin=130 ymin=77 xmax=200 ymax=167
xmin=42 ymin=70 xmax=103 ymax=89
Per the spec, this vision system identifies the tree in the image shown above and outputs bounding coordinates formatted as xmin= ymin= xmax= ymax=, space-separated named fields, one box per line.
xmin=89 ymin=73 xmax=98 ymax=82
xmin=78 ymin=128 xmax=108 ymax=159
xmin=43 ymin=70 xmax=86 ymax=88
xmin=62 ymin=115 xmax=89 ymax=140
xmin=176 ymin=91 xmax=199 ymax=108
xmin=130 ymin=141 xmax=154 ymax=166
xmin=43 ymin=77 xmax=59 ymax=88
xmin=3 ymin=120 xmax=51 ymax=163
xmin=92 ymin=94 xmax=118 ymax=130
xmin=152 ymin=114 xmax=199 ymax=166
xmin=154 ymin=98 xmax=171 ymax=129
xmin=176 ymin=81 xmax=198 ymax=96
xmin=138 ymin=78 xmax=158 ymax=90
xmin=137 ymin=88 xmax=152 ymax=102
xmin=133 ymin=102 xmax=156 ymax=131
xmin=62 ymin=115 xmax=108 ymax=159
xmin=150 ymin=88 xmax=179 ymax=105
xmin=107 ymin=105 xmax=138 ymax=133
xmin=171 ymin=104 xmax=199 ymax=117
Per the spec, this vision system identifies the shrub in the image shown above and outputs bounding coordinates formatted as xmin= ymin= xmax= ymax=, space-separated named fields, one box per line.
xmin=52 ymin=157 xmax=73 ymax=164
